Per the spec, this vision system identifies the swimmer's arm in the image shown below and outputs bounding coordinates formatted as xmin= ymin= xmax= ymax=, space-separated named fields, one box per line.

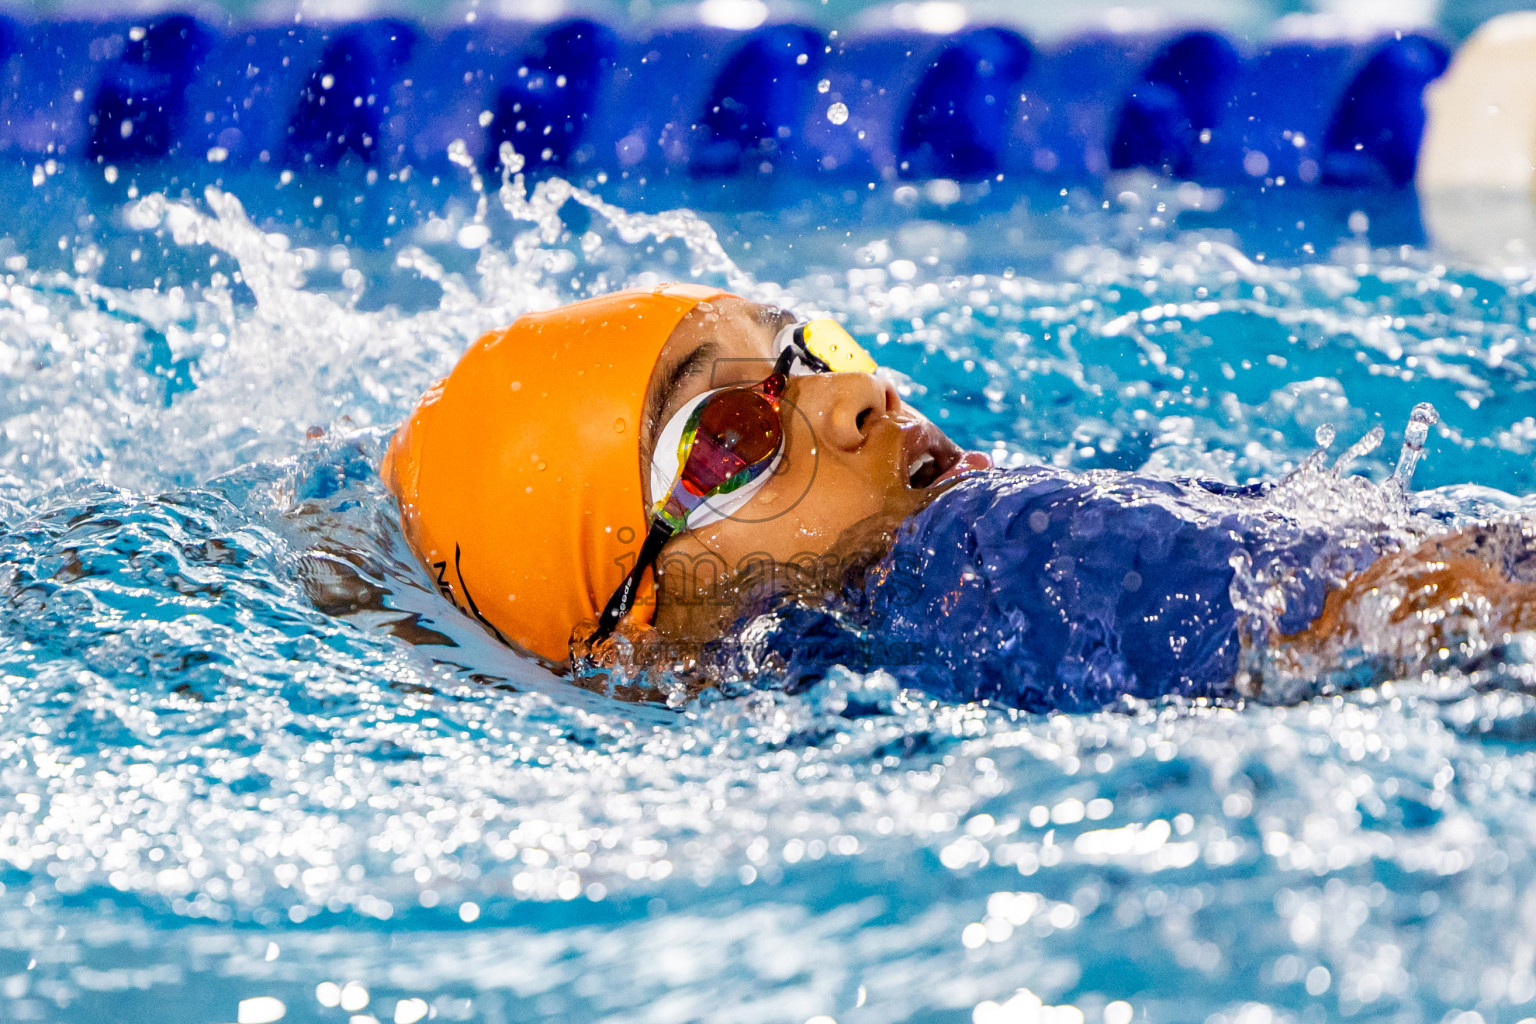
xmin=1274 ymin=523 xmax=1536 ymax=672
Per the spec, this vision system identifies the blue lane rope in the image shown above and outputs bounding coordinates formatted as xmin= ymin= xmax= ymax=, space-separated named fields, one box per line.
xmin=0 ymin=11 xmax=1450 ymax=188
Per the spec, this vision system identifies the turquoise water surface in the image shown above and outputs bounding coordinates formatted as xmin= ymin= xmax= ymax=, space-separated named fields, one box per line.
xmin=3 ymin=152 xmax=1536 ymax=1023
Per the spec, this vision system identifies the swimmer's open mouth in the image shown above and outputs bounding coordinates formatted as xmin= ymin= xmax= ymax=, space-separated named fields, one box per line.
xmin=907 ymin=448 xmax=957 ymax=488
xmin=903 ymin=418 xmax=989 ymax=488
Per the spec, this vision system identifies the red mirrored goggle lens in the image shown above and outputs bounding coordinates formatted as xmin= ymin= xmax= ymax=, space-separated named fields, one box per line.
xmin=679 ymin=388 xmax=783 ymax=497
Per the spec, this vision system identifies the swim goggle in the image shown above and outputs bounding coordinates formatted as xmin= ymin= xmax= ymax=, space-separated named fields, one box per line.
xmin=590 ymin=318 xmax=878 ymax=643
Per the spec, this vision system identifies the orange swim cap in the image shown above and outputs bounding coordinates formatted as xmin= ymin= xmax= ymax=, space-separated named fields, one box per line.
xmin=381 ymin=283 xmax=729 ymax=663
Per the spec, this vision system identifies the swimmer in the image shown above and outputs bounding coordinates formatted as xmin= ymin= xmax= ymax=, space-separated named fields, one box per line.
xmin=382 ymin=286 xmax=1536 ymax=710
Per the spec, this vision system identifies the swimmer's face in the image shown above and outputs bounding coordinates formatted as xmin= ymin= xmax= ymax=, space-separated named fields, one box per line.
xmin=639 ymin=297 xmax=986 ymax=635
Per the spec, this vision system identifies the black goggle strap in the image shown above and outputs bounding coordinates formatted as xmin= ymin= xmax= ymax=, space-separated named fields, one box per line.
xmin=779 ymin=325 xmax=831 ymax=376
xmin=590 ymin=518 xmax=676 ymax=644
xmin=772 ymin=343 xmax=801 ymax=378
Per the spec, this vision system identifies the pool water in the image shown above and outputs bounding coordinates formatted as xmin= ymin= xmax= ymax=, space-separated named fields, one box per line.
xmin=4 ymin=153 xmax=1536 ymax=1023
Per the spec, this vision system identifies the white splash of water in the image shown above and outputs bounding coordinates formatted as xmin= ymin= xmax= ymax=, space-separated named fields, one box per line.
xmin=1263 ymin=409 xmax=1440 ymax=535
xmin=1 ymin=144 xmax=775 ymax=500
xmin=492 ymin=141 xmax=767 ymax=301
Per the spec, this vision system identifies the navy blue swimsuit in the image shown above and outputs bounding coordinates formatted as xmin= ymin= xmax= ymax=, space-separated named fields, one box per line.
xmin=711 ymin=468 xmax=1387 ymax=712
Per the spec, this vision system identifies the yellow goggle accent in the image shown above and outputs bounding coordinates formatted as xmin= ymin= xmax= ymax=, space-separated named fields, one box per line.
xmin=780 ymin=318 xmax=879 ymax=375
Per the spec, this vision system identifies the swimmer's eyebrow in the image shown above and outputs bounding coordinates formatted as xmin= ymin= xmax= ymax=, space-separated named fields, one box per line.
xmin=758 ymin=305 xmax=796 ymax=333
xmin=642 ymin=340 xmax=718 ymax=464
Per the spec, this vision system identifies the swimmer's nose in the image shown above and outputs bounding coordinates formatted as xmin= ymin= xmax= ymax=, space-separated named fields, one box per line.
xmin=790 ymin=372 xmax=900 ymax=452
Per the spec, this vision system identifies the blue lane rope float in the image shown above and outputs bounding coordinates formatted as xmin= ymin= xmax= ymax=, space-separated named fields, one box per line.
xmin=586 ymin=16 xmax=824 ymax=179
xmin=895 ymin=27 xmax=1033 ymax=181
xmin=800 ymin=22 xmax=1032 ymax=180
xmin=1197 ymin=30 xmax=1451 ymax=188
xmin=0 ymin=8 xmax=1460 ymax=190
xmin=1007 ymin=28 xmax=1241 ymax=180
xmin=88 ymin=14 xmax=216 ymax=163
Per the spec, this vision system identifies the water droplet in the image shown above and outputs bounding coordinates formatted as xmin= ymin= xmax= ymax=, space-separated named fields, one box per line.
xmin=613 ymin=417 xmax=626 ymax=433
xmin=817 ymin=79 xmax=831 ymax=94
xmin=396 ymin=998 xmax=430 ymax=1024
xmin=536 ymin=462 xmax=547 ymax=472
xmin=237 ymin=996 xmax=286 ymax=1024
xmin=1406 ymin=401 xmax=1439 ymax=440
xmin=1391 ymin=402 xmax=1440 ymax=491
xmin=826 ymin=102 xmax=849 ymax=125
